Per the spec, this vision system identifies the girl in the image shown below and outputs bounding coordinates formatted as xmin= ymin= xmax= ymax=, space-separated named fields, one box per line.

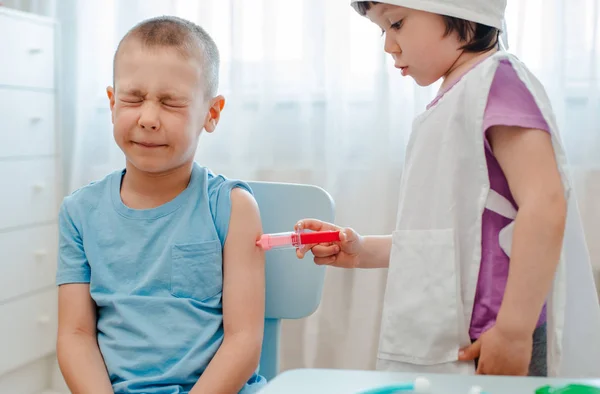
xmin=296 ymin=0 xmax=600 ymax=377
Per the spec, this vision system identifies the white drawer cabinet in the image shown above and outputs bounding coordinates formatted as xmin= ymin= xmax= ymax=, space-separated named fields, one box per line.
xmin=0 ymin=289 xmax=58 ymax=376
xmin=0 ymin=224 xmax=59 ymax=303
xmin=0 ymin=356 xmax=55 ymax=394
xmin=0 ymin=7 xmax=62 ymax=388
xmin=0 ymin=12 xmax=55 ymax=89
xmin=0 ymin=89 xmax=56 ymax=158
xmin=0 ymin=158 xmax=60 ymax=230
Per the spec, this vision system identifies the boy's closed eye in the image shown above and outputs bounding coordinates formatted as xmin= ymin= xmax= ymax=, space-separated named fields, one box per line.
xmin=162 ymin=100 xmax=188 ymax=108
xmin=118 ymin=91 xmax=144 ymax=105
xmin=117 ymin=95 xmax=188 ymax=108
xmin=157 ymin=93 xmax=190 ymax=109
xmin=121 ymin=97 xmax=143 ymax=104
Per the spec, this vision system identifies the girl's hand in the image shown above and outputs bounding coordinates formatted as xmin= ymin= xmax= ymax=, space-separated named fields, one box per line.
xmin=458 ymin=325 xmax=533 ymax=376
xmin=294 ymin=219 xmax=363 ymax=268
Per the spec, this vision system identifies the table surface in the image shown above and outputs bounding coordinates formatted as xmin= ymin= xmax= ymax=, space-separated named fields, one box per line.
xmin=258 ymin=368 xmax=600 ymax=394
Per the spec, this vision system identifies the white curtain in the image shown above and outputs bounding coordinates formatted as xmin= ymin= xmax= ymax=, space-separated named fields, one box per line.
xmin=59 ymin=0 xmax=600 ymax=372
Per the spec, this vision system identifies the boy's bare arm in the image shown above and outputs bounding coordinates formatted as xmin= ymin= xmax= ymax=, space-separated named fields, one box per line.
xmin=57 ymin=284 xmax=114 ymax=394
xmin=190 ymin=188 xmax=265 ymax=394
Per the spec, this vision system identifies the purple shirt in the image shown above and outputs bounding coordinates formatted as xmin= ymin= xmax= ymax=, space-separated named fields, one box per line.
xmin=428 ymin=58 xmax=550 ymax=340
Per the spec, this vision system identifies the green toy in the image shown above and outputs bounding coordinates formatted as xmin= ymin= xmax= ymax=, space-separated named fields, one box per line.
xmin=535 ymin=384 xmax=600 ymax=394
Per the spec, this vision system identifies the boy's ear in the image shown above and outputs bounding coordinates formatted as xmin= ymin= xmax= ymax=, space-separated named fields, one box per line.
xmin=106 ymin=86 xmax=116 ymax=124
xmin=204 ymin=95 xmax=226 ymax=133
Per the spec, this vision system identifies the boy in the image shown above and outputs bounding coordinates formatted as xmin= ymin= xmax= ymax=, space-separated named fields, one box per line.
xmin=56 ymin=16 xmax=266 ymax=394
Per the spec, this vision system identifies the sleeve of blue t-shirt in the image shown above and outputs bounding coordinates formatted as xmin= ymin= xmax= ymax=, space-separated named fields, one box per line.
xmin=208 ymin=176 xmax=253 ymax=247
xmin=56 ymin=199 xmax=91 ymax=285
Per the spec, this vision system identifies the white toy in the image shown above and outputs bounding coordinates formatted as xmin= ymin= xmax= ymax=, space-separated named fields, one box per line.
xmin=468 ymin=386 xmax=484 ymax=394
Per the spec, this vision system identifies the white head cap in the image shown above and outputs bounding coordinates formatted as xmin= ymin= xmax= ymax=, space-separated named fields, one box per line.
xmin=350 ymin=0 xmax=509 ymax=49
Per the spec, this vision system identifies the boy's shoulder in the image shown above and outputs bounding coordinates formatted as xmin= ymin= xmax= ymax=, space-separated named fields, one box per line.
xmin=61 ymin=169 xmax=120 ymax=215
xmin=195 ymin=163 xmax=255 ymax=245
xmin=198 ymin=163 xmax=253 ymax=198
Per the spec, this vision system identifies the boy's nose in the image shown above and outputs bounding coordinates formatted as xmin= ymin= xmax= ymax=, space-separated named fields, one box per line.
xmin=138 ymin=104 xmax=160 ymax=130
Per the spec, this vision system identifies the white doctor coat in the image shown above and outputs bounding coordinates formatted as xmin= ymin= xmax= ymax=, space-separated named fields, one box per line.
xmin=377 ymin=52 xmax=600 ymax=377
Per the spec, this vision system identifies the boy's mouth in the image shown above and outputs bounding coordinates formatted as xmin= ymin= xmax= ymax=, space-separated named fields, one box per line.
xmin=133 ymin=141 xmax=167 ymax=148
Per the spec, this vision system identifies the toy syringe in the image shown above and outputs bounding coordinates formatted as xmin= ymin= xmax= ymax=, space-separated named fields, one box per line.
xmin=256 ymin=230 xmax=341 ymax=251
xmin=355 ymin=377 xmax=432 ymax=393
xmin=354 ymin=378 xmax=493 ymax=394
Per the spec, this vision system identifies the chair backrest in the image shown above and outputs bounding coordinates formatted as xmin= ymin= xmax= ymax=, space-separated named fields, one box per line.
xmin=247 ymin=181 xmax=335 ymax=382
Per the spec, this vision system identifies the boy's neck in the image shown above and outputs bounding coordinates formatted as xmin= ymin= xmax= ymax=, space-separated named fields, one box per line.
xmin=120 ymin=161 xmax=194 ymax=210
xmin=441 ymin=48 xmax=499 ymax=92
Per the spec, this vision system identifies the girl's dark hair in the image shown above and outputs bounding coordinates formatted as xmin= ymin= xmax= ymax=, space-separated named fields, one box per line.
xmin=354 ymin=1 xmax=499 ymax=53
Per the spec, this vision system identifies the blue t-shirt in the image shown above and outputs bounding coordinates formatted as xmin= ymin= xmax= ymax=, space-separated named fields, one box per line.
xmin=56 ymin=163 xmax=266 ymax=394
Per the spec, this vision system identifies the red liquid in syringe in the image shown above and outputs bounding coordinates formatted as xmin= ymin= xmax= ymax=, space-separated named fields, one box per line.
xmin=256 ymin=230 xmax=341 ymax=251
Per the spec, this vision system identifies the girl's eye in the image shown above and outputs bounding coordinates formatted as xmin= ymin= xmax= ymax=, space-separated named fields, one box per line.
xmin=390 ymin=19 xmax=403 ymax=30
xmin=381 ymin=19 xmax=404 ymax=36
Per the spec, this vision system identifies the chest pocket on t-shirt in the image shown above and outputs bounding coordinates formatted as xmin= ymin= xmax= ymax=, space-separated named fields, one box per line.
xmin=170 ymin=240 xmax=223 ymax=301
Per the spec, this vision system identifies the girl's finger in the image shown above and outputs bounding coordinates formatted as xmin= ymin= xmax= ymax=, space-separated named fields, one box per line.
xmin=311 ymin=244 xmax=340 ymax=258
xmin=296 ymin=219 xmax=336 ymax=232
xmin=314 ymin=256 xmax=336 ymax=266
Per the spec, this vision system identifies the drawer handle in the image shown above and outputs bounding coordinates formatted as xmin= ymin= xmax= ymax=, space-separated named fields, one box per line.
xmin=29 ymin=47 xmax=43 ymax=54
xmin=37 ymin=315 xmax=51 ymax=324
xmin=33 ymin=183 xmax=46 ymax=192
xmin=34 ymin=249 xmax=48 ymax=259
xmin=30 ymin=116 xmax=43 ymax=123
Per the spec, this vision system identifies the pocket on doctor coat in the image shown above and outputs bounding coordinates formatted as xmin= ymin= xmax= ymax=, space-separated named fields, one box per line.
xmin=378 ymin=229 xmax=462 ymax=365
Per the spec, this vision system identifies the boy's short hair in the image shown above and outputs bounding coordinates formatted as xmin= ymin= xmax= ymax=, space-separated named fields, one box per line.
xmin=113 ymin=16 xmax=220 ymax=97
xmin=354 ymin=1 xmax=500 ymax=53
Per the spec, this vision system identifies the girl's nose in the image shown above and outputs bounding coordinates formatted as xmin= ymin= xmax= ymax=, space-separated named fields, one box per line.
xmin=383 ymin=32 xmax=401 ymax=55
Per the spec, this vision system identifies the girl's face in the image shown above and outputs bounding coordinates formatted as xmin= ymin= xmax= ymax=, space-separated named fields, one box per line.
xmin=366 ymin=3 xmax=464 ymax=86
